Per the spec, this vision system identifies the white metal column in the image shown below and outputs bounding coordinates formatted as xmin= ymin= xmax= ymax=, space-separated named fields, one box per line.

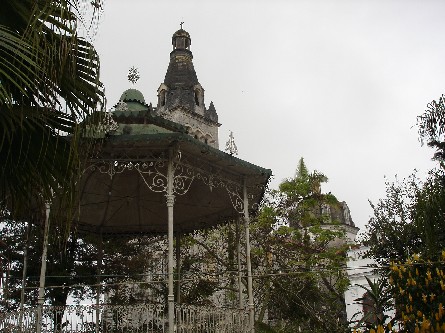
xmin=36 ymin=201 xmax=51 ymax=333
xmin=176 ymin=233 xmax=181 ymax=304
xmin=95 ymin=232 xmax=103 ymax=333
xmin=166 ymin=149 xmax=175 ymax=333
xmin=243 ymin=180 xmax=255 ymax=333
xmin=19 ymin=222 xmax=30 ymax=332
xmin=236 ymin=218 xmax=244 ymax=309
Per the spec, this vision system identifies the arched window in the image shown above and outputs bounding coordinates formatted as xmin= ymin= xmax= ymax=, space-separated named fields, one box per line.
xmin=194 ymin=89 xmax=200 ymax=106
xmin=159 ymin=90 xmax=166 ymax=106
xmin=176 ymin=37 xmax=185 ymax=49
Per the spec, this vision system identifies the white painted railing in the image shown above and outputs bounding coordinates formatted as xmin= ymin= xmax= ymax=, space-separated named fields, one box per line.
xmin=0 ymin=303 xmax=249 ymax=333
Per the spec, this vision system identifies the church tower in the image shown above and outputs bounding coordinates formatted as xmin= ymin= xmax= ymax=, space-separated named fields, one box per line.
xmin=156 ymin=27 xmax=220 ymax=149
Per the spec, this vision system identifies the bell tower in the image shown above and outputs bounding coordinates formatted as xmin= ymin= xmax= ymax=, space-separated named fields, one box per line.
xmin=156 ymin=25 xmax=220 ymax=149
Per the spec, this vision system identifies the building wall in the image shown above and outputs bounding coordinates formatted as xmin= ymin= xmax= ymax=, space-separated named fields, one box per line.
xmin=161 ymin=108 xmax=219 ymax=148
xmin=344 ymin=246 xmax=395 ymax=326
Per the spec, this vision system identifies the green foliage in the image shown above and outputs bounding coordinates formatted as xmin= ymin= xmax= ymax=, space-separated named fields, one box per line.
xmin=251 ymin=158 xmax=350 ymax=333
xmin=0 ymin=220 xmax=97 ymax=311
xmin=362 ymin=174 xmax=421 ymax=265
xmin=363 ymin=170 xmax=445 ymax=265
xmin=352 ymin=276 xmax=395 ymax=333
xmin=359 ymin=94 xmax=445 ymax=333
xmin=390 ymin=94 xmax=445 ymax=260
xmin=0 ymin=220 xmax=165 ymax=310
xmin=278 ymin=157 xmax=339 ymax=229
xmin=390 ymin=253 xmax=445 ymax=333
xmin=0 ymin=1 xmax=103 ymax=113
xmin=354 ymin=254 xmax=445 ymax=333
xmin=417 ymin=94 xmax=445 ymax=164
xmin=414 ymin=172 xmax=445 ymax=259
xmin=0 ymin=0 xmax=103 ymax=225
xmin=98 ymin=235 xmax=166 ymax=306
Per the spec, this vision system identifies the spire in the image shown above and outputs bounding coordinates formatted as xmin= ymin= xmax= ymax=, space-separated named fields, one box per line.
xmin=164 ymin=28 xmax=198 ymax=88
xmin=205 ymin=101 xmax=218 ymax=123
xmin=156 ymin=28 xmax=221 ymax=149
xmin=208 ymin=101 xmax=216 ymax=113
xmin=159 ymin=27 xmax=204 ymax=115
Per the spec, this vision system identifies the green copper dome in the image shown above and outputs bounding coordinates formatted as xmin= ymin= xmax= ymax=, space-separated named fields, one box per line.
xmin=120 ymin=88 xmax=145 ymax=103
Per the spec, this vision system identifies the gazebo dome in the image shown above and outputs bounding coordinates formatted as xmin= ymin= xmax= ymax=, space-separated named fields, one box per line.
xmin=120 ymin=88 xmax=145 ymax=103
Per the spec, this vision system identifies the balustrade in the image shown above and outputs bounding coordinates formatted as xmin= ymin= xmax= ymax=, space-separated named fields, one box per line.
xmin=0 ymin=303 xmax=249 ymax=333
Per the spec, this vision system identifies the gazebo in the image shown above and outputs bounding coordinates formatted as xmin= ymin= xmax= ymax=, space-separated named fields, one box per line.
xmin=76 ymin=107 xmax=271 ymax=332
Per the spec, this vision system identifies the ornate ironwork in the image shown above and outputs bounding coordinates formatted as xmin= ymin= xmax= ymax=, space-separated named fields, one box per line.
xmin=128 ymin=66 xmax=140 ymax=85
xmin=195 ymin=172 xmax=244 ymax=213
xmin=0 ymin=304 xmax=249 ymax=333
xmin=135 ymin=160 xmax=169 ymax=193
xmin=171 ymin=163 xmax=195 ymax=195
xmin=101 ymin=110 xmax=119 ymax=132
xmin=225 ymin=131 xmax=238 ymax=156
xmin=115 ymin=100 xmax=129 ymax=112
xmin=83 ymin=146 xmax=268 ymax=213
xmin=85 ymin=160 xmax=137 ymax=179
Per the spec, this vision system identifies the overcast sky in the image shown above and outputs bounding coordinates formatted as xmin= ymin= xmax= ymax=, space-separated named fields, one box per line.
xmin=93 ymin=0 xmax=444 ymax=233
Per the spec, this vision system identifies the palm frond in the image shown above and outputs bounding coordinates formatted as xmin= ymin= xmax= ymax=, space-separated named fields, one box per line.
xmin=0 ymin=0 xmax=104 ymax=227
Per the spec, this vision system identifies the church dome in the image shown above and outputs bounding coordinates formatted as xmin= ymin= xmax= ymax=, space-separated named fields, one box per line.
xmin=120 ymin=88 xmax=145 ymax=103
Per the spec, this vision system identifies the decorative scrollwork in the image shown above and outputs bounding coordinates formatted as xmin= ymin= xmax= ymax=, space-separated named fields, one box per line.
xmin=195 ymin=171 xmax=244 ymax=213
xmin=83 ymin=153 xmax=262 ymax=214
xmin=224 ymin=183 xmax=244 ymax=214
xmin=172 ymin=163 xmax=195 ymax=195
xmin=135 ymin=160 xmax=168 ymax=193
xmin=85 ymin=161 xmax=130 ymax=179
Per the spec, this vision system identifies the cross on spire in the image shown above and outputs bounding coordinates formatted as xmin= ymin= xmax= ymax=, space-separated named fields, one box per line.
xmin=180 ymin=21 xmax=184 ymax=29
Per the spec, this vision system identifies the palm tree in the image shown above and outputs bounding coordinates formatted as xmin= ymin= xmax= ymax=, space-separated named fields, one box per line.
xmin=353 ymin=276 xmax=395 ymax=333
xmin=0 ymin=0 xmax=104 ymax=225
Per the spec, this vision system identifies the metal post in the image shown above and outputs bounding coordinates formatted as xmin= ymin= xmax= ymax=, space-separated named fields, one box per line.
xmin=166 ymin=149 xmax=175 ymax=333
xmin=176 ymin=233 xmax=181 ymax=304
xmin=19 ymin=222 xmax=30 ymax=331
xmin=236 ymin=219 xmax=244 ymax=309
xmin=95 ymin=232 xmax=103 ymax=333
xmin=36 ymin=201 xmax=51 ymax=333
xmin=243 ymin=180 xmax=255 ymax=333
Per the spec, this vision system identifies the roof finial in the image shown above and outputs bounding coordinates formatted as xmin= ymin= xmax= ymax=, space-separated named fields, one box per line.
xmin=225 ymin=131 xmax=238 ymax=156
xmin=180 ymin=21 xmax=184 ymax=29
xmin=128 ymin=66 xmax=140 ymax=85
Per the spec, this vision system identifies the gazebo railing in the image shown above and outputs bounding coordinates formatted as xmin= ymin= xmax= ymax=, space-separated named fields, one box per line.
xmin=0 ymin=303 xmax=249 ymax=333
xmin=175 ymin=305 xmax=249 ymax=333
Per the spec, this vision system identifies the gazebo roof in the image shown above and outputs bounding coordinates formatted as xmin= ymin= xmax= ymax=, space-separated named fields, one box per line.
xmin=76 ymin=118 xmax=271 ymax=235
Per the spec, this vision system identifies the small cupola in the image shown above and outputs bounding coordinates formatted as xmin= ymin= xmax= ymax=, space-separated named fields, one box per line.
xmin=120 ymin=88 xmax=145 ymax=104
xmin=114 ymin=88 xmax=150 ymax=112
xmin=172 ymin=28 xmax=191 ymax=50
